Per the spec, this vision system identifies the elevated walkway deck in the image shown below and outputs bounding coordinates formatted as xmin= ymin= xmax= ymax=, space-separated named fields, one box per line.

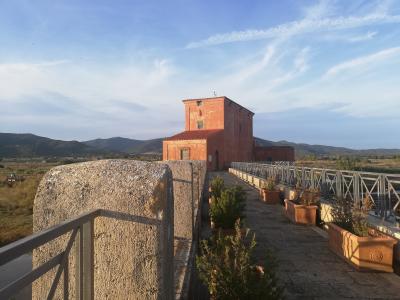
xmin=212 ymin=171 xmax=400 ymax=299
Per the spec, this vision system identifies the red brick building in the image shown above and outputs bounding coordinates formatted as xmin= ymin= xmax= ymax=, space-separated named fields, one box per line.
xmin=163 ymin=96 xmax=294 ymax=170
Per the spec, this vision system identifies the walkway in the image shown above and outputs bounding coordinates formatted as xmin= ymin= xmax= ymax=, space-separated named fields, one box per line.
xmin=212 ymin=172 xmax=400 ymax=300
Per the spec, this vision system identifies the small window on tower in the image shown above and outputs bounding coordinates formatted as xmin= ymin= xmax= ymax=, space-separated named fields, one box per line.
xmin=197 ymin=120 xmax=204 ymax=129
xmin=196 ymin=100 xmax=203 ymax=106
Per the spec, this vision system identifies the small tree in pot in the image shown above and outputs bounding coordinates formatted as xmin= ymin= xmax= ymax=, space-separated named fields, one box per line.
xmin=260 ymin=177 xmax=280 ymax=204
xmin=210 ymin=186 xmax=246 ymax=232
xmin=209 ymin=176 xmax=225 ymax=205
xmin=301 ymin=187 xmax=320 ymax=204
xmin=196 ymin=220 xmax=284 ymax=300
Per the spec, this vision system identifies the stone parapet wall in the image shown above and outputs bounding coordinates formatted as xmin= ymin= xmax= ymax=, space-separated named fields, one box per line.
xmin=162 ymin=160 xmax=206 ymax=300
xmin=33 ymin=160 xmax=174 ymax=300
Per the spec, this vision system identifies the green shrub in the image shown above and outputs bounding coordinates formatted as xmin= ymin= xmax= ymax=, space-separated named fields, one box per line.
xmin=263 ymin=177 xmax=276 ymax=191
xmin=210 ymin=176 xmax=225 ymax=199
xmin=331 ymin=195 xmax=372 ymax=237
xmin=336 ymin=157 xmax=360 ymax=171
xmin=331 ymin=195 xmax=353 ymax=231
xmin=196 ymin=220 xmax=283 ymax=300
xmin=210 ymin=186 xmax=246 ymax=229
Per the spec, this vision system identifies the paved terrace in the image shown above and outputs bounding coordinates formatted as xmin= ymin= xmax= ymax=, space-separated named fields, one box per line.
xmin=211 ymin=172 xmax=400 ymax=300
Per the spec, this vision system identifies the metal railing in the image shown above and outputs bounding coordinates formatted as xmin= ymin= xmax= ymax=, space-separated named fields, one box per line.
xmin=260 ymin=161 xmax=295 ymax=166
xmin=231 ymin=162 xmax=400 ymax=223
xmin=0 ymin=209 xmax=99 ymax=300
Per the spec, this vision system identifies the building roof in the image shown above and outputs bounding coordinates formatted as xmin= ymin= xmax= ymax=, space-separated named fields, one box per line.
xmin=182 ymin=96 xmax=254 ymax=115
xmin=164 ymin=129 xmax=223 ymax=141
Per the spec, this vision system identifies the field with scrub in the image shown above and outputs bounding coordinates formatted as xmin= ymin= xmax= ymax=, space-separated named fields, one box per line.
xmin=0 ymin=160 xmax=59 ymax=246
xmin=296 ymin=156 xmax=400 ymax=174
xmin=0 ymin=155 xmax=161 ymax=246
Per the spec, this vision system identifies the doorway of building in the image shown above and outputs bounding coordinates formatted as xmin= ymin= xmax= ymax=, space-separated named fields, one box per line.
xmin=215 ymin=150 xmax=219 ymax=170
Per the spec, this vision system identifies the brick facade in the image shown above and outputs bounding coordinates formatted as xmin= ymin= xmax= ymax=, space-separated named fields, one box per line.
xmin=163 ymin=96 xmax=294 ymax=170
xmin=254 ymin=146 xmax=295 ymax=162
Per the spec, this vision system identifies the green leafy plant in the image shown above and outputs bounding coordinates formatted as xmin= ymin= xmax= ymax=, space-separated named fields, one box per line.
xmin=336 ymin=156 xmax=360 ymax=171
xmin=331 ymin=195 xmax=372 ymax=237
xmin=299 ymin=187 xmax=320 ymax=206
xmin=210 ymin=186 xmax=246 ymax=229
xmin=331 ymin=195 xmax=353 ymax=232
xmin=263 ymin=177 xmax=276 ymax=191
xmin=196 ymin=220 xmax=284 ymax=300
xmin=210 ymin=176 xmax=225 ymax=199
xmin=352 ymin=196 xmax=373 ymax=237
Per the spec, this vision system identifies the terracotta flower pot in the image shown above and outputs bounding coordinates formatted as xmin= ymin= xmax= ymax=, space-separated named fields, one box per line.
xmin=328 ymin=223 xmax=397 ymax=272
xmin=284 ymin=199 xmax=317 ymax=225
xmin=260 ymin=189 xmax=280 ymax=204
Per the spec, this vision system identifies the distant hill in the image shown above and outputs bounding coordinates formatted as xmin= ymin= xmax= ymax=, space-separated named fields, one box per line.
xmin=254 ymin=138 xmax=400 ymax=158
xmin=83 ymin=137 xmax=163 ymax=154
xmin=1 ymin=132 xmax=399 ymax=158
xmin=0 ymin=133 xmax=104 ymax=157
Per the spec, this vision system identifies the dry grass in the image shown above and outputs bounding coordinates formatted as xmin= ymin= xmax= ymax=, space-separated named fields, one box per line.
xmin=0 ymin=161 xmax=57 ymax=246
xmin=296 ymin=158 xmax=400 ymax=174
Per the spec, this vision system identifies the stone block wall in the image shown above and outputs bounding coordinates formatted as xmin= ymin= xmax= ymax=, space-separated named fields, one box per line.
xmin=33 ymin=160 xmax=174 ymax=300
xmin=162 ymin=160 xmax=206 ymax=299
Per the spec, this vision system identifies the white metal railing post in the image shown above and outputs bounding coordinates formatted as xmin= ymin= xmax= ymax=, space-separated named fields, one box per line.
xmin=321 ymin=169 xmax=327 ymax=198
xmin=353 ymin=172 xmax=360 ymax=205
xmin=310 ymin=169 xmax=315 ymax=190
xmin=379 ymin=175 xmax=387 ymax=219
xmin=336 ymin=171 xmax=342 ymax=199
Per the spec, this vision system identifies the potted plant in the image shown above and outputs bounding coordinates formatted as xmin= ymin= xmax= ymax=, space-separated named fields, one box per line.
xmin=209 ymin=176 xmax=224 ymax=205
xmin=260 ymin=177 xmax=280 ymax=204
xmin=210 ymin=186 xmax=246 ymax=235
xmin=284 ymin=189 xmax=319 ymax=225
xmin=328 ymin=195 xmax=398 ymax=272
xmin=289 ymin=181 xmax=303 ymax=201
xmin=196 ymin=220 xmax=284 ymax=300
xmin=301 ymin=187 xmax=320 ymax=203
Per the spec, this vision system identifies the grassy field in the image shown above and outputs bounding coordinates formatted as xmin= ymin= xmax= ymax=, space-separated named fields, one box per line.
xmin=296 ymin=157 xmax=400 ymax=174
xmin=0 ymin=160 xmax=59 ymax=246
xmin=0 ymin=156 xmax=161 ymax=246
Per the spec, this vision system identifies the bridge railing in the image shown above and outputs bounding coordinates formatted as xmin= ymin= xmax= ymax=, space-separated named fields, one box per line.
xmin=1 ymin=209 xmax=99 ymax=300
xmin=231 ymin=162 xmax=400 ymax=223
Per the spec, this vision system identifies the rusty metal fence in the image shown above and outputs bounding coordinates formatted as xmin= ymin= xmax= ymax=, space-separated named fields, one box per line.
xmin=231 ymin=162 xmax=400 ymax=223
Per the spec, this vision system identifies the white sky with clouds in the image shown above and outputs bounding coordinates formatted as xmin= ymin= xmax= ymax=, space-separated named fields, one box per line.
xmin=1 ymin=0 xmax=400 ymax=148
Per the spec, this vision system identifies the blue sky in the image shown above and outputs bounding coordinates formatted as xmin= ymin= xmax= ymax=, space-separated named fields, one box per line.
xmin=1 ymin=0 xmax=400 ymax=148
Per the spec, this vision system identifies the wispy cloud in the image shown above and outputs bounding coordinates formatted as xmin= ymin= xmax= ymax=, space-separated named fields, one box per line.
xmin=324 ymin=46 xmax=400 ymax=77
xmin=186 ymin=14 xmax=400 ymax=48
xmin=347 ymin=31 xmax=377 ymax=42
